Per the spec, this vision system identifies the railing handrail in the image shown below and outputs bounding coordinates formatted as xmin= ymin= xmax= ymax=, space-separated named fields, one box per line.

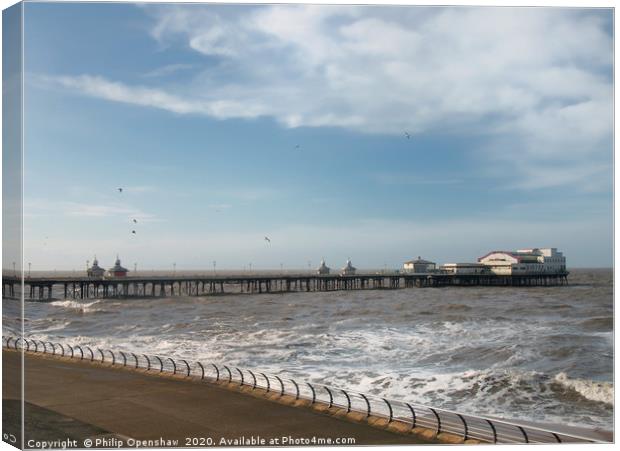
xmin=1 ymin=335 xmax=600 ymax=444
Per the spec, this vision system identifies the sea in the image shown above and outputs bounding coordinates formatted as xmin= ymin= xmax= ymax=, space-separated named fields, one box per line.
xmin=2 ymin=268 xmax=613 ymax=431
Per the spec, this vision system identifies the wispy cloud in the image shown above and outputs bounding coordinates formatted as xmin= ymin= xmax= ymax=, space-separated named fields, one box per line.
xmin=43 ymin=74 xmax=266 ymax=119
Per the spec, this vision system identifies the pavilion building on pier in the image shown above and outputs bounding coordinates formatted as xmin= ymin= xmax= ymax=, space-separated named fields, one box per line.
xmin=87 ymin=256 xmax=105 ymax=279
xmin=317 ymin=259 xmax=331 ymax=275
xmin=341 ymin=259 xmax=356 ymax=276
xmin=107 ymin=256 xmax=129 ymax=278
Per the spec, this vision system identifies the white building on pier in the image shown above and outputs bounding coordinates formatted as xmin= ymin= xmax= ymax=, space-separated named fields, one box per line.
xmin=440 ymin=263 xmax=489 ymax=275
xmin=403 ymin=257 xmax=436 ymax=273
xmin=478 ymin=248 xmax=566 ymax=275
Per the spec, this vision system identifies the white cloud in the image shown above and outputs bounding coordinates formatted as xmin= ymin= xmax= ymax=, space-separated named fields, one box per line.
xmin=41 ymin=5 xmax=612 ymax=191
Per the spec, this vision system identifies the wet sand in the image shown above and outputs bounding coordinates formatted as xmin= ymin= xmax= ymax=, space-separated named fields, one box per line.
xmin=3 ymin=351 xmax=433 ymax=447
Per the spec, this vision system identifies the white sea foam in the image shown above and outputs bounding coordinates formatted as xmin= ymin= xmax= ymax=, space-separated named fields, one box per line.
xmin=553 ymin=372 xmax=614 ymax=406
xmin=50 ymin=299 xmax=102 ymax=312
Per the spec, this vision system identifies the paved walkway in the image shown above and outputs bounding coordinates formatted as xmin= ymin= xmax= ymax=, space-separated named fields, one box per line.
xmin=3 ymin=351 xmax=432 ymax=447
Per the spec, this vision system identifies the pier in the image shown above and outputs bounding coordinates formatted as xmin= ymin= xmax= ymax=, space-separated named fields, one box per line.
xmin=2 ymin=272 xmax=569 ymax=301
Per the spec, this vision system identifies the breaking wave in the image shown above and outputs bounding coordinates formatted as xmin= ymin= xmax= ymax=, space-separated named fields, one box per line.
xmin=553 ymin=373 xmax=614 ymax=406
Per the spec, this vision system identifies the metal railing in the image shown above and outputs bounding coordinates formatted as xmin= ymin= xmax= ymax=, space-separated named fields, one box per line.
xmin=2 ymin=336 xmax=598 ymax=444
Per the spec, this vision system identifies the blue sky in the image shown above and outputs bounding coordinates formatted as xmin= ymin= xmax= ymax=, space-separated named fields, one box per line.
xmin=20 ymin=2 xmax=613 ymax=270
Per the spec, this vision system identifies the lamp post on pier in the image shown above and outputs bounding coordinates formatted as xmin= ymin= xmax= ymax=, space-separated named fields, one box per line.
xmin=28 ymin=262 xmax=31 ymax=278
xmin=213 ymin=260 xmax=216 ymax=276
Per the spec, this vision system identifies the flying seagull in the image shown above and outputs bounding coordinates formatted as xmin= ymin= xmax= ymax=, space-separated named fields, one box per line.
xmin=264 ymin=236 xmax=271 ymax=243
xmin=131 ymin=230 xmax=136 ymax=234
xmin=132 ymin=219 xmax=138 ymax=223
xmin=118 ymin=187 xmax=123 ymax=193
xmin=295 ymin=144 xmax=300 ymax=150
xmin=404 ymin=132 xmax=411 ymax=139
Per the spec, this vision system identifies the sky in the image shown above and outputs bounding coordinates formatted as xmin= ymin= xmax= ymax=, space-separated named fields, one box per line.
xmin=14 ymin=2 xmax=614 ymax=270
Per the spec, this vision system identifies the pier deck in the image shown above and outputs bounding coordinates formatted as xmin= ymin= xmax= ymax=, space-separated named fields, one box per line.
xmin=2 ymin=272 xmax=569 ymax=301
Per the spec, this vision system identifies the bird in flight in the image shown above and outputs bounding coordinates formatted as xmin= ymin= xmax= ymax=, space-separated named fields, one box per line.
xmin=132 ymin=219 xmax=137 ymax=223
xmin=295 ymin=144 xmax=300 ymax=150
xmin=264 ymin=236 xmax=271 ymax=244
xmin=118 ymin=188 xmax=123 ymax=193
xmin=131 ymin=230 xmax=136 ymax=235
xmin=404 ymin=132 xmax=411 ymax=139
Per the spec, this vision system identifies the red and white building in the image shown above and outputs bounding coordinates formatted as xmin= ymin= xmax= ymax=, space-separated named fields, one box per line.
xmin=107 ymin=256 xmax=129 ymax=278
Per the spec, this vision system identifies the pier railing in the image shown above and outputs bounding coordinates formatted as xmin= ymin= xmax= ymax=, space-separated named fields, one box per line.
xmin=2 ymin=335 xmax=597 ymax=444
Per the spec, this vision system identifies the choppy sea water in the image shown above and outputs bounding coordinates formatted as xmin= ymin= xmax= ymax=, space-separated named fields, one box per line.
xmin=2 ymin=269 xmax=613 ymax=430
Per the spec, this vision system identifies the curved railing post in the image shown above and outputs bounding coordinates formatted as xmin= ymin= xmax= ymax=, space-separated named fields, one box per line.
xmin=74 ymin=345 xmax=84 ymax=360
xmin=382 ymin=398 xmax=393 ymax=423
xmin=486 ymin=419 xmax=497 ymax=444
xmin=155 ymin=356 xmax=164 ymax=372
xmin=324 ymin=386 xmax=334 ymax=408
xmin=143 ymin=354 xmax=151 ymax=370
xmin=106 ymin=350 xmax=115 ymax=365
xmin=341 ymin=389 xmax=351 ymax=413
xmin=119 ymin=351 xmax=127 ymax=366
xmin=429 ymin=408 xmax=441 ymax=436
xmin=223 ymin=365 xmax=232 ymax=383
xmin=518 ymin=426 xmax=529 ymax=443
xmin=211 ymin=363 xmax=220 ymax=381
xmin=181 ymin=359 xmax=190 ymax=376
xmin=131 ymin=353 xmax=139 ymax=368
xmin=97 ymin=348 xmax=105 ymax=363
xmin=274 ymin=375 xmax=285 ymax=396
xmin=248 ymin=370 xmax=257 ymax=389
xmin=235 ymin=368 xmax=244 ymax=386
xmin=360 ymin=393 xmax=371 ymax=418
xmin=85 ymin=346 xmax=95 ymax=361
xmin=405 ymin=403 xmax=416 ymax=430
xmin=290 ymin=379 xmax=300 ymax=400
xmin=261 ymin=373 xmax=270 ymax=392
xmin=56 ymin=343 xmax=65 ymax=357
xmin=456 ymin=413 xmax=468 ymax=441
xmin=196 ymin=362 xmax=205 ymax=379
xmin=167 ymin=357 xmax=177 ymax=374
xmin=307 ymin=383 xmax=316 ymax=404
